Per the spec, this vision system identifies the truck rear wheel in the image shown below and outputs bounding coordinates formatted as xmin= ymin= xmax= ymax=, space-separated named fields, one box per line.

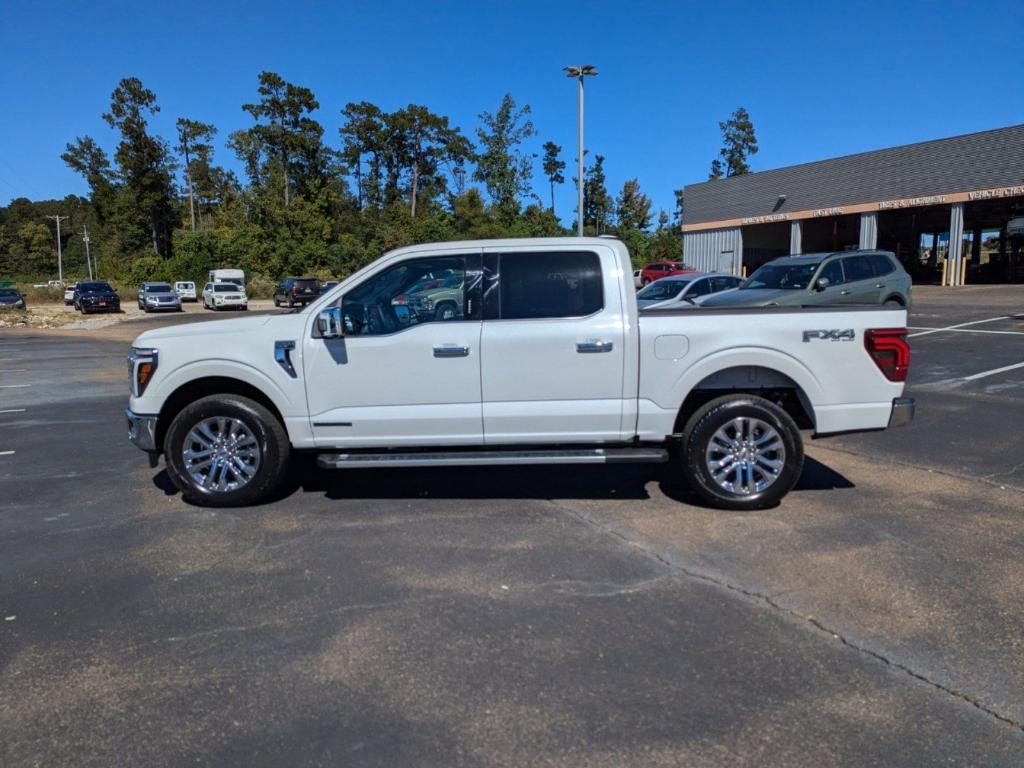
xmin=163 ymin=394 xmax=290 ymax=507
xmin=680 ymin=394 xmax=803 ymax=510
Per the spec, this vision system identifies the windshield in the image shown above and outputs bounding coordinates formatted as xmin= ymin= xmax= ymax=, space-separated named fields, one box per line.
xmin=743 ymin=263 xmax=819 ymax=290
xmin=144 ymin=284 xmax=173 ymax=293
xmin=175 ymin=282 xmax=194 ymax=289
xmin=637 ymin=279 xmax=691 ymax=301
xmin=214 ymin=284 xmax=243 ymax=293
xmin=79 ymin=282 xmax=114 ymax=293
xmin=0 ymin=289 xmax=20 ymax=298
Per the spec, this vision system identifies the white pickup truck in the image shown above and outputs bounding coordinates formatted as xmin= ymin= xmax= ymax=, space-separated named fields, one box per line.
xmin=126 ymin=237 xmax=913 ymax=510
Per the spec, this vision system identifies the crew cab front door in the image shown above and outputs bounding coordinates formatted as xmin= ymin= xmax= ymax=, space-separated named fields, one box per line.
xmin=303 ymin=250 xmax=483 ymax=448
xmin=479 ymin=246 xmax=627 ymax=444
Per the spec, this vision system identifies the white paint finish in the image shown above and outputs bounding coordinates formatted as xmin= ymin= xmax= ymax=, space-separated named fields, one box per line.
xmin=654 ymin=335 xmax=689 ymax=360
xmin=638 ymin=308 xmax=906 ymax=438
xmin=963 ymin=361 xmax=1024 ymax=381
xmin=908 ymin=316 xmax=1010 ymax=337
xmin=127 ymin=237 xmax=910 ymax=455
xmin=480 ymin=244 xmax=628 ymax=444
xmin=303 ymin=322 xmax=484 ymax=448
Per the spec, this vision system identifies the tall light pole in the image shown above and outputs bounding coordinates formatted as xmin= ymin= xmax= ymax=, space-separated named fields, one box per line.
xmin=45 ymin=214 xmax=69 ymax=284
xmin=82 ymin=225 xmax=93 ymax=280
xmin=564 ymin=64 xmax=598 ymax=237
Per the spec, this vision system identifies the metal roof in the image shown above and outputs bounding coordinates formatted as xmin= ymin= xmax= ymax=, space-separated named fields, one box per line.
xmin=683 ymin=124 xmax=1024 ymax=225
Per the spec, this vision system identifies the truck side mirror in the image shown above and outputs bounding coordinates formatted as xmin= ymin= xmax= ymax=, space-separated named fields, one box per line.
xmin=814 ymin=277 xmax=831 ymax=292
xmin=317 ymin=306 xmax=344 ymax=338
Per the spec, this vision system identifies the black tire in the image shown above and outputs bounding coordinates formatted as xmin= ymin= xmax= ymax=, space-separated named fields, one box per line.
xmin=273 ymin=296 xmax=280 ymax=307
xmin=434 ymin=301 xmax=457 ymax=321
xmin=884 ymin=298 xmax=904 ymax=307
xmin=164 ymin=394 xmax=291 ymax=507
xmin=287 ymin=296 xmax=295 ymax=308
xmin=680 ymin=394 xmax=804 ymax=511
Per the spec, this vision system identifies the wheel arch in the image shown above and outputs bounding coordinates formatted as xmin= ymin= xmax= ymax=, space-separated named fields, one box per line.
xmin=673 ymin=365 xmax=817 ymax=434
xmin=156 ymin=376 xmax=287 ymax=451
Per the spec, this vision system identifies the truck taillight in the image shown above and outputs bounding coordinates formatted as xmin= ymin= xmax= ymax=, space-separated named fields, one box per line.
xmin=865 ymin=328 xmax=909 ymax=382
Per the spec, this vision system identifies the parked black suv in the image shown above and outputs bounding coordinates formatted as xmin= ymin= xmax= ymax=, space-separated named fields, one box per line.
xmin=273 ymin=277 xmax=321 ymax=308
xmin=73 ymin=281 xmax=121 ymax=314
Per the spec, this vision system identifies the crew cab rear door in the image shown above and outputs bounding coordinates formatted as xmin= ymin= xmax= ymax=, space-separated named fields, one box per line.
xmin=479 ymin=245 xmax=627 ymax=444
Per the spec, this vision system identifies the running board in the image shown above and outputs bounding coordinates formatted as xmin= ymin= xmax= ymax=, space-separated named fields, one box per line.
xmin=317 ymin=447 xmax=669 ymax=469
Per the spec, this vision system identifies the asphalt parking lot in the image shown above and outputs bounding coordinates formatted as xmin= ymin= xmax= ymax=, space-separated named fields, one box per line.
xmin=2 ymin=286 xmax=1023 ymax=766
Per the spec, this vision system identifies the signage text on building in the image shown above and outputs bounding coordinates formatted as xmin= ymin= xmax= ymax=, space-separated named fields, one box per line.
xmin=968 ymin=185 xmax=1024 ymax=201
xmin=878 ymin=195 xmax=946 ymax=210
xmin=740 ymin=213 xmax=788 ymax=225
xmin=812 ymin=207 xmax=844 ymax=217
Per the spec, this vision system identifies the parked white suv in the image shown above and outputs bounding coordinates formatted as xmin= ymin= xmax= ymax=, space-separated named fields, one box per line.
xmin=202 ymin=282 xmax=248 ymax=311
xmin=126 ymin=238 xmax=914 ymax=510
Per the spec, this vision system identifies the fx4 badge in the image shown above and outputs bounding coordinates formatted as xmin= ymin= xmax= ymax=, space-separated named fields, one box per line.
xmin=803 ymin=329 xmax=855 ymax=342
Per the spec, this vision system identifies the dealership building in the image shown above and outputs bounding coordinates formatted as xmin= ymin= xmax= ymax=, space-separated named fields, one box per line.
xmin=682 ymin=124 xmax=1024 ymax=285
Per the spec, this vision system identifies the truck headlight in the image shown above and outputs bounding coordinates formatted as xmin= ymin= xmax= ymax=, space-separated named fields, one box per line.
xmin=128 ymin=347 xmax=159 ymax=397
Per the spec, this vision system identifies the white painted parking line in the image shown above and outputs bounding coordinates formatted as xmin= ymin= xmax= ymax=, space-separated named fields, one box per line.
xmin=0 ymin=384 xmax=31 ymax=389
xmin=907 ymin=327 xmax=1024 ymax=337
xmin=963 ymin=361 xmax=1024 ymax=382
xmin=0 ymin=408 xmax=27 ymax=414
xmin=908 ymin=316 xmax=1012 ymax=338
xmin=0 ymin=451 xmax=14 ymax=457
xmin=0 ymin=369 xmax=27 ymax=372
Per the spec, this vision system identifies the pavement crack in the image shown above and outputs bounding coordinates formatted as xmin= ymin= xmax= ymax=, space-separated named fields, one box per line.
xmin=543 ymin=496 xmax=1024 ymax=733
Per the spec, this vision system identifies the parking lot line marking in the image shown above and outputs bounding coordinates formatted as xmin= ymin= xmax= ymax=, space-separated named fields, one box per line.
xmin=0 ymin=408 xmax=27 ymax=414
xmin=0 ymin=451 xmax=14 ymax=456
xmin=0 ymin=368 xmax=28 ymax=372
xmin=0 ymin=384 xmax=31 ymax=389
xmin=908 ymin=316 xmax=1011 ymax=338
xmin=907 ymin=327 xmax=1024 ymax=337
xmin=964 ymin=361 xmax=1024 ymax=381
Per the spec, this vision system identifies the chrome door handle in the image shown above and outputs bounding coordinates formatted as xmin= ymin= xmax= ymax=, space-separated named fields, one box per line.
xmin=576 ymin=340 xmax=614 ymax=353
xmin=875 ymin=283 xmax=884 ymax=288
xmin=433 ymin=345 xmax=470 ymax=358
xmin=840 ymin=290 xmax=851 ymax=296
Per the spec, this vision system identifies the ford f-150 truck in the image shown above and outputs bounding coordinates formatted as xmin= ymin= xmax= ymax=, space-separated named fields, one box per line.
xmin=126 ymin=238 xmax=914 ymax=510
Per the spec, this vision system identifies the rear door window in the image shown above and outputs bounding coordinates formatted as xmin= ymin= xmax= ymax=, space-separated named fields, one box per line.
xmin=687 ymin=278 xmax=712 ymax=297
xmin=493 ymin=251 xmax=603 ymax=320
xmin=842 ymin=255 xmax=874 ymax=282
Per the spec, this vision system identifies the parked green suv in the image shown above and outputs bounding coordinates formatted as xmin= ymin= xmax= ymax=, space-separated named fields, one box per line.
xmin=700 ymin=250 xmax=911 ymax=309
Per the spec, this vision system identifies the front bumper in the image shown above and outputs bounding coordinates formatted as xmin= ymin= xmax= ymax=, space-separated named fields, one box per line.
xmin=888 ymin=397 xmax=915 ymax=427
xmin=126 ymin=408 xmax=159 ymax=451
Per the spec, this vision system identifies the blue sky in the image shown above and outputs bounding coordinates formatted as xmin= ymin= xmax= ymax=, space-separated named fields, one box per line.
xmin=1 ymin=0 xmax=1022 ymax=223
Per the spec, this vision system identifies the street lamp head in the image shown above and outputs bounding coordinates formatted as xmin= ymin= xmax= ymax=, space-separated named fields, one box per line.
xmin=564 ymin=64 xmax=598 ymax=78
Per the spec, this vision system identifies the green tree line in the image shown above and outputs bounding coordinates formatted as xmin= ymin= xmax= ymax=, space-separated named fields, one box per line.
xmin=0 ymin=73 xmax=685 ymax=287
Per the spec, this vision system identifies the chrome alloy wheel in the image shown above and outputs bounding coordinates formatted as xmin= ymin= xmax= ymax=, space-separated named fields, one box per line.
xmin=182 ymin=416 xmax=261 ymax=492
xmin=704 ymin=416 xmax=785 ymax=496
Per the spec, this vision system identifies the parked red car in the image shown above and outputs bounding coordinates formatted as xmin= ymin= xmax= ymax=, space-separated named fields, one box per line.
xmin=638 ymin=261 xmax=697 ymax=286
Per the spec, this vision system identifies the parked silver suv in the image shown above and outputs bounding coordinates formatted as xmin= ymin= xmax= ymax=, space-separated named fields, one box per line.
xmin=700 ymin=250 xmax=911 ymax=308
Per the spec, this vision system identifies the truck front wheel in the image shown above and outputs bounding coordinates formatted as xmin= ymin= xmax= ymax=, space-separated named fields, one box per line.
xmin=680 ymin=394 xmax=804 ymax=510
xmin=163 ymin=394 xmax=291 ymax=507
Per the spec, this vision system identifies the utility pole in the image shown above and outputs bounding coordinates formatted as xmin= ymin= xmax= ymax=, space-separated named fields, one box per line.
xmin=82 ymin=225 xmax=94 ymax=280
xmin=45 ymin=215 xmax=69 ymax=284
xmin=564 ymin=64 xmax=598 ymax=237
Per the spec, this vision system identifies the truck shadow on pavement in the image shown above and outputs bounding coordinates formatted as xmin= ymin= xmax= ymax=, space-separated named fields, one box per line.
xmin=151 ymin=455 xmax=853 ymax=510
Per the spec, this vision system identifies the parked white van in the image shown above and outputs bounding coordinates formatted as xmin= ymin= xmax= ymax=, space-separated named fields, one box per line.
xmin=174 ymin=281 xmax=197 ymax=302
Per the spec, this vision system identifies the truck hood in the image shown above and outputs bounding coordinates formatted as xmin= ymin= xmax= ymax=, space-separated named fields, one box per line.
xmin=699 ymin=288 xmax=799 ymax=307
xmin=132 ymin=314 xmax=289 ymax=345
